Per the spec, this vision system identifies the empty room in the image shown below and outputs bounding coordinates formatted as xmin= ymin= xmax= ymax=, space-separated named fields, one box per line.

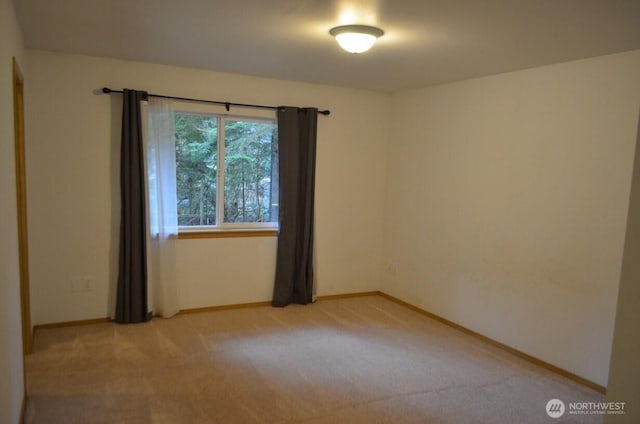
xmin=2 ymin=0 xmax=640 ymax=423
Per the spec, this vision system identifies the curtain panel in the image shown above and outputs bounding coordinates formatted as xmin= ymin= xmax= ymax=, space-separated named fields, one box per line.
xmin=272 ymin=107 xmax=318 ymax=307
xmin=116 ymin=89 xmax=150 ymax=323
xmin=145 ymin=98 xmax=179 ymax=318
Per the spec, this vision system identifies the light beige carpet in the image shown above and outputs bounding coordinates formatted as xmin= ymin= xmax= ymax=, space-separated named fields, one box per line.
xmin=26 ymin=295 xmax=603 ymax=423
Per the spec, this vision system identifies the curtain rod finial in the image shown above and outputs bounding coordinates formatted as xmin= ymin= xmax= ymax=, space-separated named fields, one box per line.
xmin=102 ymin=87 xmax=112 ymax=94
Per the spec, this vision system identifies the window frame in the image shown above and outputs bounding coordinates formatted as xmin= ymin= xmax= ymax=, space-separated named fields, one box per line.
xmin=171 ymin=100 xmax=279 ymax=235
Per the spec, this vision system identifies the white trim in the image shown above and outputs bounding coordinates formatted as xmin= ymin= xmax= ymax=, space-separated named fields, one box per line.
xmin=217 ymin=117 xmax=225 ymax=227
xmin=178 ymin=225 xmax=278 ymax=234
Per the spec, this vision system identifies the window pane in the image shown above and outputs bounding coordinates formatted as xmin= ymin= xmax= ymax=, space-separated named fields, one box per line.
xmin=175 ymin=113 xmax=217 ymax=226
xmin=224 ymin=120 xmax=278 ymax=224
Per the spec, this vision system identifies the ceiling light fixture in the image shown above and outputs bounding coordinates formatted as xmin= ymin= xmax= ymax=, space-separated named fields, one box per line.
xmin=329 ymin=24 xmax=384 ymax=54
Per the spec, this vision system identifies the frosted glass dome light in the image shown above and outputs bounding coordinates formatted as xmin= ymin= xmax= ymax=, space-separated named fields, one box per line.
xmin=330 ymin=25 xmax=384 ymax=54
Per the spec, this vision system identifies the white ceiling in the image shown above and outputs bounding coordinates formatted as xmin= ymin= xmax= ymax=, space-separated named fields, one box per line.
xmin=13 ymin=0 xmax=640 ymax=92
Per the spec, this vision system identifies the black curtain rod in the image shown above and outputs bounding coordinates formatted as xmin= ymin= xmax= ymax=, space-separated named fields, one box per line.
xmin=101 ymin=87 xmax=330 ymax=116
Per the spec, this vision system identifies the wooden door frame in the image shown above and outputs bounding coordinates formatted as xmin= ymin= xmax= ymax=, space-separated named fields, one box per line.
xmin=13 ymin=57 xmax=32 ymax=357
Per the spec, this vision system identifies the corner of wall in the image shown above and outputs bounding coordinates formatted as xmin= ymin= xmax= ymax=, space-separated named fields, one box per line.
xmin=1 ymin=0 xmax=27 ymax=422
xmin=605 ymin=107 xmax=640 ymax=423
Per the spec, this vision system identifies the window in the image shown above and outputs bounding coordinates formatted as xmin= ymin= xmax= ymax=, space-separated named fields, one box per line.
xmin=173 ymin=106 xmax=278 ymax=232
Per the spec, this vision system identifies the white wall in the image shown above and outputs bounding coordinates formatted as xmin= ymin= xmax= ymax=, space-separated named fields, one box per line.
xmin=383 ymin=50 xmax=640 ymax=386
xmin=606 ymin=110 xmax=640 ymax=423
xmin=0 ymin=0 xmax=25 ymax=422
xmin=25 ymin=50 xmax=389 ymax=324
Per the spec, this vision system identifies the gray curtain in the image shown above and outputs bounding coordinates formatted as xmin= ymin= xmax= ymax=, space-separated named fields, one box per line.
xmin=115 ymin=89 xmax=150 ymax=323
xmin=272 ymin=107 xmax=318 ymax=307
